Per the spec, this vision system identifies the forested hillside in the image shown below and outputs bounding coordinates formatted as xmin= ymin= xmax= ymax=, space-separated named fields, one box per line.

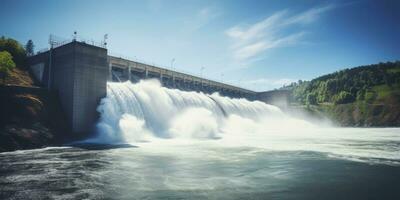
xmin=285 ymin=61 xmax=400 ymax=126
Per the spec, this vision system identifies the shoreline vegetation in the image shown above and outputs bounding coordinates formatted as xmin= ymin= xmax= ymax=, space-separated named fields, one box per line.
xmin=282 ymin=61 xmax=400 ymax=127
xmin=0 ymin=36 xmax=399 ymax=152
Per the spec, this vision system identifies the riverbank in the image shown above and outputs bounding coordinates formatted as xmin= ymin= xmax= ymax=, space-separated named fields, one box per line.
xmin=284 ymin=103 xmax=400 ymax=127
xmin=276 ymin=62 xmax=400 ymax=127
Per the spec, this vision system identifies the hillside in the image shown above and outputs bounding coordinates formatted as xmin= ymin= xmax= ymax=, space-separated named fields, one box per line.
xmin=1 ymin=67 xmax=35 ymax=87
xmin=0 ymin=66 xmax=72 ymax=152
xmin=0 ymin=67 xmax=72 ymax=152
xmin=0 ymin=36 xmax=70 ymax=152
xmin=285 ymin=61 xmax=400 ymax=126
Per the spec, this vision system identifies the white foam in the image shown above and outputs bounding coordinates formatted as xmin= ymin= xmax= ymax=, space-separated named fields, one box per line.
xmin=87 ymin=79 xmax=400 ymax=164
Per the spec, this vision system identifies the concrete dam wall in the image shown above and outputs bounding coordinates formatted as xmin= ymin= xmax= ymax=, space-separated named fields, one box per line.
xmin=28 ymin=42 xmax=108 ymax=136
xmin=28 ymin=41 xmax=260 ymax=135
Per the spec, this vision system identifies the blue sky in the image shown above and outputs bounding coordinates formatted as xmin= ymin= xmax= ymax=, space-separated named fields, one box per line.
xmin=1 ymin=0 xmax=399 ymax=91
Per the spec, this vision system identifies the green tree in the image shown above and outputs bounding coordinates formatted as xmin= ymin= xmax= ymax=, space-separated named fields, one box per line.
xmin=356 ymin=89 xmax=365 ymax=101
xmin=25 ymin=39 xmax=35 ymax=56
xmin=306 ymin=93 xmax=317 ymax=105
xmin=333 ymin=91 xmax=355 ymax=104
xmin=0 ymin=51 xmax=16 ymax=83
xmin=290 ymin=61 xmax=400 ymax=105
xmin=0 ymin=36 xmax=26 ymax=67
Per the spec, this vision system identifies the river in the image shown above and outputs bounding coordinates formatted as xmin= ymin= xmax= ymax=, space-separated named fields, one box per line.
xmin=1 ymin=80 xmax=399 ymax=199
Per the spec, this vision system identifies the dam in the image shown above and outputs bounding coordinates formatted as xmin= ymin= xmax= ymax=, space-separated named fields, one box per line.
xmin=27 ymin=39 xmax=259 ymax=136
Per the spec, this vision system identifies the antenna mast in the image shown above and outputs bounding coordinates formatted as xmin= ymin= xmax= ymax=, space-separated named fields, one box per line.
xmin=103 ymin=34 xmax=108 ymax=48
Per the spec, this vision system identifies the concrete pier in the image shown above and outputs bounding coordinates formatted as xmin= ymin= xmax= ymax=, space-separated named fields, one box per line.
xmin=28 ymin=41 xmax=108 ymax=136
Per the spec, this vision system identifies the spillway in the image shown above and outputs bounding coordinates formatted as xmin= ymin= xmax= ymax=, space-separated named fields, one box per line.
xmin=90 ymin=79 xmax=302 ymax=143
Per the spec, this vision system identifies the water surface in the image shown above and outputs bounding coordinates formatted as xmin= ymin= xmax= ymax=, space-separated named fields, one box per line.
xmin=1 ymin=128 xmax=400 ymax=200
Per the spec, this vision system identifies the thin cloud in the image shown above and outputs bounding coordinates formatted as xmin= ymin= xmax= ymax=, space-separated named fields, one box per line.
xmin=242 ymin=78 xmax=297 ymax=91
xmin=226 ymin=10 xmax=287 ymax=45
xmin=234 ymin=41 xmax=268 ymax=61
xmin=225 ymin=4 xmax=334 ymax=65
xmin=285 ymin=4 xmax=334 ymax=25
xmin=234 ymin=31 xmax=307 ymax=61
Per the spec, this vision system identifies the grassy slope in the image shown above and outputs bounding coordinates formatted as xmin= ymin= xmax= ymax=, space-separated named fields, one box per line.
xmin=1 ymin=67 xmax=35 ymax=86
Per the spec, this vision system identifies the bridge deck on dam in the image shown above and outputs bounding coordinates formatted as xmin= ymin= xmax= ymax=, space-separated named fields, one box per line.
xmin=108 ymin=56 xmax=257 ymax=99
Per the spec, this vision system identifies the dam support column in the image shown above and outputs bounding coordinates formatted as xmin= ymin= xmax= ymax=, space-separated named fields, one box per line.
xmin=69 ymin=43 xmax=108 ymax=136
xmin=128 ymin=62 xmax=131 ymax=81
xmin=108 ymin=63 xmax=112 ymax=81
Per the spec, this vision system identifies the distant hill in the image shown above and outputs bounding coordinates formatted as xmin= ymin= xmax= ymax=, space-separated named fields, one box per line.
xmin=284 ymin=61 xmax=400 ymax=126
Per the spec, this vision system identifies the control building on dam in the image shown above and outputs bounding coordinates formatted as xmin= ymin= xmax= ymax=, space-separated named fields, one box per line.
xmin=28 ymin=40 xmax=258 ymax=136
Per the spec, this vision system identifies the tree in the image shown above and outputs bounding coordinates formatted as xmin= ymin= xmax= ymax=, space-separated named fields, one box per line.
xmin=25 ymin=40 xmax=34 ymax=56
xmin=333 ymin=91 xmax=355 ymax=104
xmin=0 ymin=51 xmax=16 ymax=83
xmin=356 ymin=89 xmax=365 ymax=101
xmin=0 ymin=36 xmax=26 ymax=67
xmin=306 ymin=93 xmax=317 ymax=105
xmin=290 ymin=61 xmax=400 ymax=105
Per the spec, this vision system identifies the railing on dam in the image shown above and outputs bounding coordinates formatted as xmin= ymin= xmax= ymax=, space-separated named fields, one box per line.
xmin=29 ymin=34 xmax=107 ymax=57
xmin=108 ymin=52 xmax=250 ymax=90
xmin=108 ymin=55 xmax=257 ymax=100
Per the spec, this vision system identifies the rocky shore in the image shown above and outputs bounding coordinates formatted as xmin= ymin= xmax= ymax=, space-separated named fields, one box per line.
xmin=0 ymin=85 xmax=70 ymax=152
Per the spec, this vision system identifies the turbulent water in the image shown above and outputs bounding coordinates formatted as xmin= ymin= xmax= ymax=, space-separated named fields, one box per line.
xmin=91 ymin=80 xmax=311 ymax=143
xmin=1 ymin=80 xmax=400 ymax=199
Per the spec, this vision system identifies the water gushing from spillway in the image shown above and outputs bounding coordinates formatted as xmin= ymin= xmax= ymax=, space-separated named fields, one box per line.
xmin=90 ymin=79 xmax=313 ymax=144
xmin=79 ymin=79 xmax=400 ymax=165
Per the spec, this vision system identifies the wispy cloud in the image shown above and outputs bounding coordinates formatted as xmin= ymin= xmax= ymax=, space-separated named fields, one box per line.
xmin=285 ymin=4 xmax=334 ymax=25
xmin=242 ymin=78 xmax=297 ymax=91
xmin=225 ymin=4 xmax=334 ymax=64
